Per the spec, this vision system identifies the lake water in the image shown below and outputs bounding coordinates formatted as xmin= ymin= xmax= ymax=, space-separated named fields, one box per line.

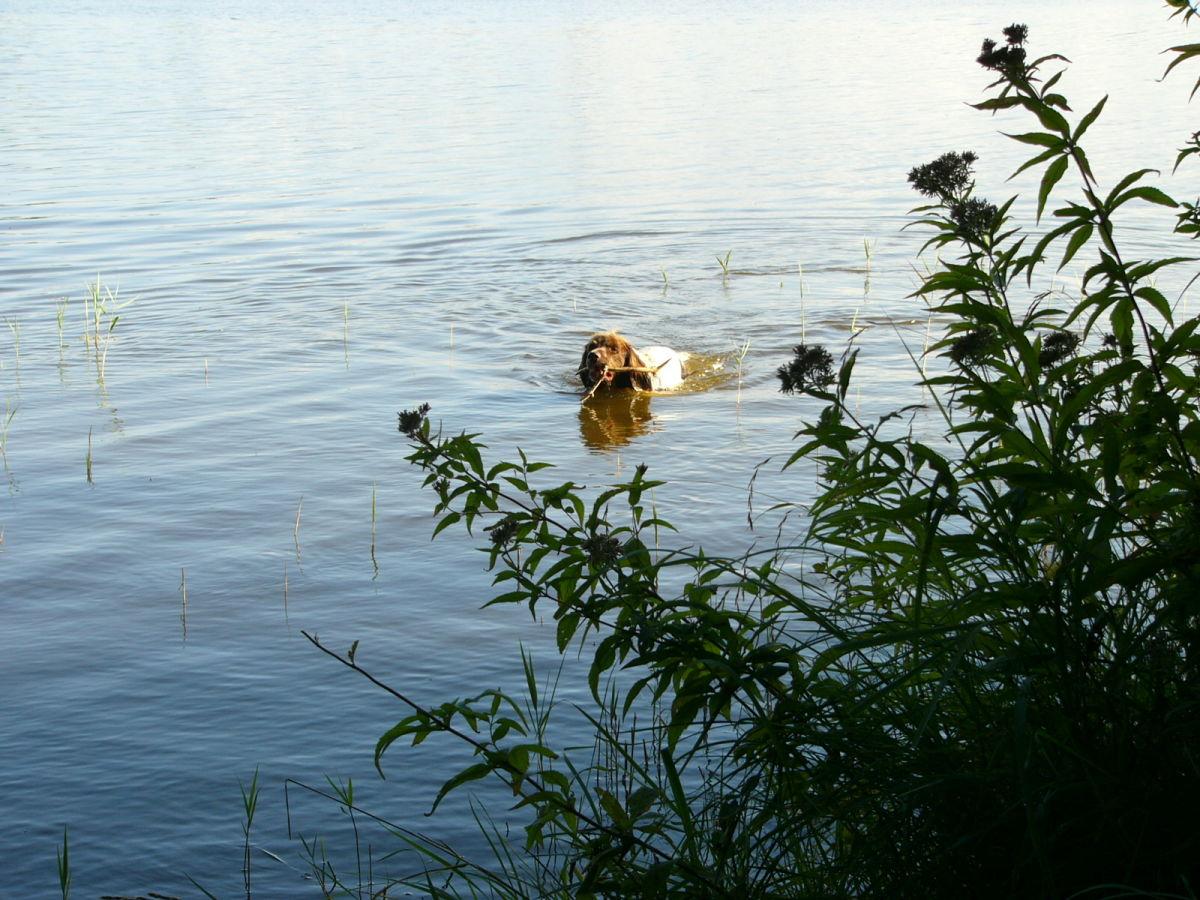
xmin=1 ymin=1 xmax=1193 ymax=894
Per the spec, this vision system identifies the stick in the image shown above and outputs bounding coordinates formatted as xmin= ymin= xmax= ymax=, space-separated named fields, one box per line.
xmin=602 ymin=363 xmax=667 ymax=375
xmin=581 ymin=377 xmax=605 ymax=402
xmin=580 ymin=359 xmax=670 ymax=402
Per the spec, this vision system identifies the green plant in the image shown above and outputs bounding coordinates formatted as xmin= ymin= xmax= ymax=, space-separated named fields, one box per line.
xmin=293 ymin=495 xmax=303 ymax=561
xmin=56 ymin=828 xmax=70 ymax=900
xmin=716 ymin=248 xmax=733 ymax=275
xmin=5 ymin=317 xmax=21 ymax=367
xmin=343 ymin=300 xmax=350 ymax=366
xmin=0 ymin=400 xmax=15 ymax=466
xmin=241 ymin=767 xmax=260 ymax=899
xmin=55 ymin=297 xmax=69 ymax=351
xmin=179 ymin=567 xmax=188 ymax=640
xmin=83 ymin=276 xmax=133 ymax=382
xmin=862 ymin=236 xmax=875 ymax=297
xmin=370 ymin=482 xmax=379 ymax=578
xmin=734 ymin=339 xmax=751 ymax=403
xmin=310 ymin=17 xmax=1200 ymax=899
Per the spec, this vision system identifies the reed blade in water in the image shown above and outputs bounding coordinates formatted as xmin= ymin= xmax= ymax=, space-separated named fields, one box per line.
xmin=716 ymin=248 xmax=733 ymax=276
xmin=55 ymin=298 xmax=68 ymax=352
xmin=0 ymin=400 xmax=15 ymax=467
xmin=293 ymin=495 xmax=303 ymax=562
xmin=83 ymin=276 xmax=133 ymax=384
xmin=179 ymin=568 xmax=188 ymax=641
xmin=5 ymin=318 xmax=20 ymax=371
xmin=56 ymin=828 xmax=70 ymax=900
xmin=240 ymin=767 xmax=260 ymax=899
xmin=370 ymin=481 xmax=379 ymax=578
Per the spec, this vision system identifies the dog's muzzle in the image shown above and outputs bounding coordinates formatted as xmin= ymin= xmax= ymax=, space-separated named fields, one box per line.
xmin=586 ymin=351 xmax=613 ymax=384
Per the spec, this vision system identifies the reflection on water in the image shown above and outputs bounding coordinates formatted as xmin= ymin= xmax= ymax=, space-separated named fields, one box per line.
xmin=577 ymin=351 xmax=734 ymax=450
xmin=578 ymin=391 xmax=657 ymax=449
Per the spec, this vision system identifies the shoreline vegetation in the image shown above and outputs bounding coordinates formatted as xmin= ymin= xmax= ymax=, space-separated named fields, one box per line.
xmin=63 ymin=7 xmax=1200 ymax=897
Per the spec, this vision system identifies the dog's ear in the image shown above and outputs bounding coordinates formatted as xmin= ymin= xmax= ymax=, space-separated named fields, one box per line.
xmin=627 ymin=344 xmax=653 ymax=391
xmin=579 ymin=340 xmax=595 ymax=386
xmin=579 ymin=343 xmax=591 ymax=374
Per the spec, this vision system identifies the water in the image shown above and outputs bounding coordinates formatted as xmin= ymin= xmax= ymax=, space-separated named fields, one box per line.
xmin=0 ymin=1 xmax=1192 ymax=894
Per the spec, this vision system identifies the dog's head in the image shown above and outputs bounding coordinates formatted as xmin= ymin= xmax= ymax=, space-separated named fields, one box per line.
xmin=579 ymin=332 xmax=651 ymax=391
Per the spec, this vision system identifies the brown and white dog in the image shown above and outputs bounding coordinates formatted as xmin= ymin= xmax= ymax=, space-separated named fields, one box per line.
xmin=579 ymin=331 xmax=690 ymax=392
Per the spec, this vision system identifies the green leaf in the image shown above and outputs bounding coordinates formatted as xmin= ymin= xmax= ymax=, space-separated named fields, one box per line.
xmin=1004 ymin=131 xmax=1065 ymax=149
xmin=1111 ymin=297 xmax=1135 ymax=349
xmin=1111 ymin=186 xmax=1178 ymax=210
xmin=431 ymin=511 xmax=461 ymax=539
xmin=1058 ymin=222 xmax=1093 ymax=271
xmin=596 ymin=787 xmax=630 ymax=830
xmin=589 ymin=636 xmax=619 ymax=700
xmin=375 ymin=718 xmax=418 ymax=776
xmin=971 ymin=96 xmax=1023 ymax=111
xmin=661 ymin=749 xmax=696 ymax=855
xmin=837 ymin=349 xmax=858 ymax=402
xmin=429 ymin=762 xmax=494 ymax=815
xmin=1164 ymin=42 xmax=1200 ymax=79
xmin=1072 ymin=94 xmax=1107 ymax=141
xmin=1037 ymin=155 xmax=1070 ymax=222
xmin=1104 ymin=169 xmax=1157 ymax=206
xmin=1135 ymin=285 xmax=1173 ymax=324
xmin=1031 ymin=102 xmax=1071 ymax=136
xmin=556 ymin=612 xmax=580 ymax=651
xmin=1010 ymin=146 xmax=1061 ymax=181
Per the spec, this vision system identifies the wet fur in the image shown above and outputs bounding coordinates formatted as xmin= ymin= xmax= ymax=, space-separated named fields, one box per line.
xmin=579 ymin=332 xmax=656 ymax=391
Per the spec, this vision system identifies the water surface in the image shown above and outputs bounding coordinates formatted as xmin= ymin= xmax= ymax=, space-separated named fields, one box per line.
xmin=0 ymin=1 xmax=1193 ymax=893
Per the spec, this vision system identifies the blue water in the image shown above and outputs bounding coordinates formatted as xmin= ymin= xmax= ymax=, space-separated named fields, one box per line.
xmin=0 ymin=1 xmax=1192 ymax=894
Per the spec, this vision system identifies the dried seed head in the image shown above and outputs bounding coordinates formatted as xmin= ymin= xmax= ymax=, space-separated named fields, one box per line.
xmin=1038 ymin=331 xmax=1081 ymax=368
xmin=908 ymin=151 xmax=979 ymax=202
xmin=398 ymin=403 xmax=432 ymax=438
xmin=777 ymin=343 xmax=835 ymax=395
xmin=978 ymin=24 xmax=1029 ymax=74
xmin=950 ymin=197 xmax=999 ymax=243
xmin=949 ymin=327 xmax=999 ymax=369
xmin=486 ymin=514 xmax=522 ymax=549
xmin=1003 ymin=23 xmax=1028 ymax=45
xmin=582 ymin=531 xmax=622 ymax=567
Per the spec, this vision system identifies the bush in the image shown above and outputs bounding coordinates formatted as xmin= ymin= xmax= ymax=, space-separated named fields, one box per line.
xmin=316 ymin=16 xmax=1200 ymax=898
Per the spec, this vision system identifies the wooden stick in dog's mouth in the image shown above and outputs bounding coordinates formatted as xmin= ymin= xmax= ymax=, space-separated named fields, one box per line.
xmin=579 ymin=361 xmax=668 ymax=402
